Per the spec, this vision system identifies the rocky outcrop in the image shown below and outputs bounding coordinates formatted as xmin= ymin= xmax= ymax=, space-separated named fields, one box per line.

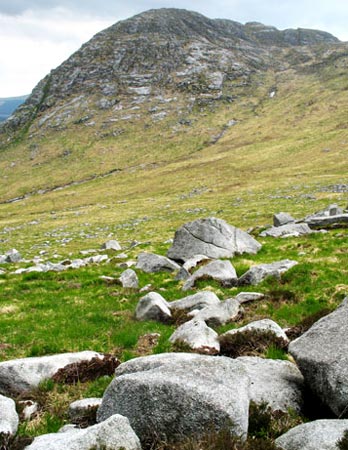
xmin=289 ymin=298 xmax=348 ymax=416
xmin=0 ymin=351 xmax=105 ymax=396
xmin=167 ymin=217 xmax=261 ymax=262
xmin=97 ymin=353 xmax=250 ymax=442
xmin=260 ymin=223 xmax=312 ymax=238
xmin=25 ymin=414 xmax=141 ymax=450
xmin=275 ymin=419 xmax=348 ymax=450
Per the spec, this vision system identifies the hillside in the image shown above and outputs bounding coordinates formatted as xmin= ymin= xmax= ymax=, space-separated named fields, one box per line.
xmin=0 ymin=8 xmax=348 ymax=449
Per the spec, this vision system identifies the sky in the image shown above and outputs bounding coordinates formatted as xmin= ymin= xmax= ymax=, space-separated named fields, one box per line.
xmin=1 ymin=0 xmax=348 ymax=98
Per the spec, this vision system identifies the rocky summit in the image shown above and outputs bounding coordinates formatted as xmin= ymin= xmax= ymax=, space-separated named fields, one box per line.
xmin=0 ymin=8 xmax=340 ymax=141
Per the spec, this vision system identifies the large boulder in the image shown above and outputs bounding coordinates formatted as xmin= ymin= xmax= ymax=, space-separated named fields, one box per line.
xmin=169 ymin=291 xmax=221 ymax=312
xmin=97 ymin=353 xmax=250 ymax=442
xmin=236 ymin=357 xmax=304 ymax=413
xmin=167 ymin=217 xmax=261 ymax=262
xmin=0 ymin=351 xmax=105 ymax=396
xmin=136 ymin=252 xmax=180 ymax=273
xmin=169 ymin=319 xmax=220 ymax=354
xmin=182 ymin=260 xmax=237 ymax=291
xmin=135 ymin=292 xmax=171 ymax=322
xmin=289 ymin=299 xmax=348 ymax=416
xmin=304 ymin=213 xmax=348 ymax=229
xmin=275 ymin=419 xmax=348 ymax=450
xmin=0 ymin=394 xmax=19 ymax=441
xmin=238 ymin=260 xmax=298 ymax=285
xmin=189 ymin=298 xmax=241 ymax=326
xmin=25 ymin=414 xmax=141 ymax=450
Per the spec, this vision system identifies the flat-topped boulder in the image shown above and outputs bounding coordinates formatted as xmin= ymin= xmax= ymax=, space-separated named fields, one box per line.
xmin=0 ymin=351 xmax=105 ymax=396
xmin=25 ymin=414 xmax=141 ymax=450
xmin=97 ymin=353 xmax=250 ymax=442
xmin=273 ymin=212 xmax=295 ymax=227
xmin=167 ymin=217 xmax=261 ymax=262
xmin=260 ymin=223 xmax=312 ymax=238
xmin=289 ymin=298 xmax=348 ymax=416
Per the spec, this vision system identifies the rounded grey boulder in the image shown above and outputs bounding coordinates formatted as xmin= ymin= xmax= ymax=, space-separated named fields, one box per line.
xmin=97 ymin=353 xmax=250 ymax=442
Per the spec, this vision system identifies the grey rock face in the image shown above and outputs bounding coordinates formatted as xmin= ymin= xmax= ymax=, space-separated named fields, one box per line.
xmin=136 ymin=252 xmax=180 ymax=273
xmin=167 ymin=217 xmax=261 ymax=262
xmin=237 ymin=357 xmax=304 ymax=413
xmin=0 ymin=394 xmax=19 ymax=438
xmin=101 ymin=240 xmax=122 ymax=251
xmin=235 ymin=292 xmax=265 ymax=304
xmin=260 ymin=223 xmax=312 ymax=238
xmin=169 ymin=319 xmax=220 ymax=353
xmin=273 ymin=212 xmax=295 ymax=227
xmin=169 ymin=291 xmax=221 ymax=312
xmin=289 ymin=299 xmax=348 ymax=416
xmin=25 ymin=414 xmax=141 ymax=450
xmin=238 ymin=260 xmax=298 ymax=285
xmin=221 ymin=319 xmax=289 ymax=343
xmin=189 ymin=297 xmax=241 ymax=326
xmin=68 ymin=398 xmax=102 ymax=425
xmin=97 ymin=353 xmax=250 ymax=442
xmin=183 ymin=259 xmax=238 ymax=291
xmin=0 ymin=351 xmax=104 ymax=396
xmin=275 ymin=419 xmax=348 ymax=450
xmin=119 ymin=269 xmax=139 ymax=289
xmin=135 ymin=292 xmax=171 ymax=322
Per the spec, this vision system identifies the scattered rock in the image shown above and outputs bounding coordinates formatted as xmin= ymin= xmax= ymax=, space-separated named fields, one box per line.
xmin=0 ymin=394 xmax=19 ymax=440
xmin=260 ymin=223 xmax=312 ymax=238
xmin=119 ymin=269 xmax=139 ymax=289
xmin=236 ymin=356 xmax=304 ymax=413
xmin=304 ymin=213 xmax=348 ymax=229
xmin=183 ymin=259 xmax=237 ymax=291
xmin=0 ymin=351 xmax=106 ymax=396
xmin=189 ymin=297 xmax=241 ymax=326
xmin=238 ymin=260 xmax=298 ymax=285
xmin=169 ymin=291 xmax=221 ymax=312
xmin=175 ymin=254 xmax=210 ymax=280
xmin=99 ymin=275 xmax=118 ymax=284
xmin=25 ymin=414 xmax=141 ymax=450
xmin=169 ymin=319 xmax=220 ymax=354
xmin=275 ymin=419 xmax=348 ymax=450
xmin=135 ymin=292 xmax=171 ymax=322
xmin=289 ymin=298 xmax=348 ymax=416
xmin=136 ymin=252 xmax=180 ymax=273
xmin=5 ymin=249 xmax=22 ymax=263
xmin=101 ymin=240 xmax=122 ymax=251
xmin=97 ymin=353 xmax=250 ymax=442
xmin=68 ymin=398 xmax=102 ymax=426
xmin=235 ymin=292 xmax=265 ymax=304
xmin=167 ymin=217 xmax=261 ymax=262
xmin=273 ymin=212 xmax=295 ymax=227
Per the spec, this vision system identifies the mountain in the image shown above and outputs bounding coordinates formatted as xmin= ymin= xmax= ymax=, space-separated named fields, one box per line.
xmin=0 ymin=95 xmax=28 ymax=122
xmin=0 ymin=8 xmax=347 ymax=208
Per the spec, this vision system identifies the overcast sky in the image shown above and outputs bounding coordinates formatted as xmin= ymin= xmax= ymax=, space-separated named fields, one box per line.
xmin=1 ymin=0 xmax=348 ymax=97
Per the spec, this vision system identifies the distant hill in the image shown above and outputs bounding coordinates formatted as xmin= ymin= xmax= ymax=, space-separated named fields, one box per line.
xmin=0 ymin=95 xmax=28 ymax=122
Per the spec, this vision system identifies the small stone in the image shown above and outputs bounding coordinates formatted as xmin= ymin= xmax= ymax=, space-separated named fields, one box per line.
xmin=101 ymin=240 xmax=122 ymax=251
xmin=119 ymin=269 xmax=139 ymax=289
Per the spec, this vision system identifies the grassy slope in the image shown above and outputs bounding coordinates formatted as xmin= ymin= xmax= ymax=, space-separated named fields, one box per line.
xmin=0 ymin=61 xmax=348 ymax=441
